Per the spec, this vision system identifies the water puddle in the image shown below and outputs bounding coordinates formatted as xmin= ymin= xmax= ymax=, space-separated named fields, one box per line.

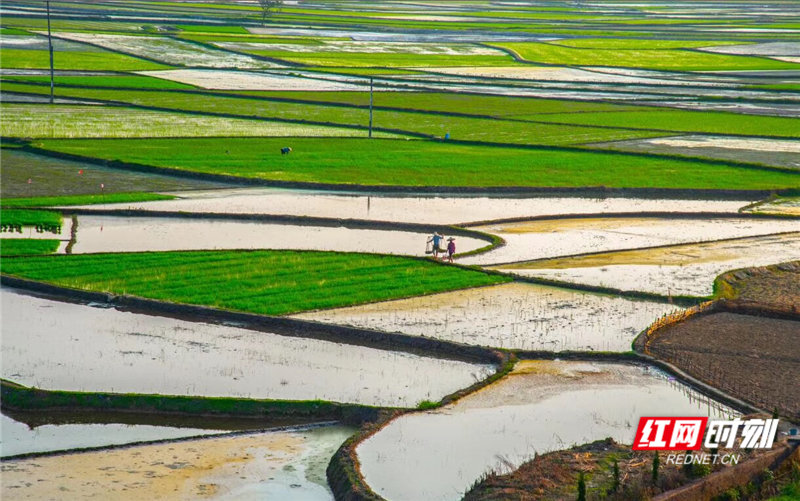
xmin=1 ymin=424 xmax=354 ymax=500
xmin=293 ymin=283 xmax=677 ymax=352
xmin=460 ymin=217 xmax=800 ymax=265
xmin=357 ymin=361 xmax=736 ymax=501
xmin=496 ymin=232 xmax=800 ymax=297
xmin=0 ymin=412 xmax=224 ymax=458
xmin=1 ymin=289 xmax=493 ymax=407
xmin=82 ymin=189 xmax=749 ymax=225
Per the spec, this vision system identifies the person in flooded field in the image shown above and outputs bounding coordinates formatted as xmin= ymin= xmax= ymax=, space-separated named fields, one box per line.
xmin=446 ymin=237 xmax=456 ymax=263
xmin=427 ymin=232 xmax=443 ymax=258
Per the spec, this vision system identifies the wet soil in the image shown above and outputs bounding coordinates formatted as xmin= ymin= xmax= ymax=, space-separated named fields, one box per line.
xmin=1 ymin=149 xmax=231 ymax=198
xmin=1 ymin=425 xmax=354 ymax=500
xmin=649 ymin=312 xmax=800 ymax=420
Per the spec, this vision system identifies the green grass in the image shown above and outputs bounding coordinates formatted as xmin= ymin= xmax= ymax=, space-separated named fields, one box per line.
xmin=769 ymin=480 xmax=800 ymax=501
xmin=493 ymin=41 xmax=800 ymax=71
xmin=0 ymin=83 xmax=672 ymax=146
xmin=0 ymin=209 xmax=62 ymax=227
xmin=0 ymin=192 xmax=175 ymax=208
xmin=513 ymin=110 xmax=800 ymax=138
xmin=176 ymin=24 xmax=249 ymax=34
xmin=1 ymin=74 xmax=196 ymax=90
xmin=0 ymin=379 xmax=383 ymax=421
xmin=6 ymin=81 xmax=798 ymax=146
xmin=0 ymin=48 xmax=168 ymax=71
xmin=0 ymin=250 xmax=510 ymax=315
xmin=0 ymin=239 xmax=61 ymax=257
xmin=34 ymin=137 xmax=800 ymax=190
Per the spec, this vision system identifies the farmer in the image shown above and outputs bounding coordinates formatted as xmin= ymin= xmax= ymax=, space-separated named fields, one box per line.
xmin=446 ymin=237 xmax=456 ymax=263
xmin=427 ymin=232 xmax=443 ymax=258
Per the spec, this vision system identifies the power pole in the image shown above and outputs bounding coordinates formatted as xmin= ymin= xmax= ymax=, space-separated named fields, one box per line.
xmin=368 ymin=77 xmax=373 ymax=138
xmin=47 ymin=0 xmax=54 ymax=104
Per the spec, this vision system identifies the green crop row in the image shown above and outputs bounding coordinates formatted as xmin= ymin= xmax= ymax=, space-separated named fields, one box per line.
xmin=33 ymin=137 xmax=800 ymax=190
xmin=0 ymin=239 xmax=61 ymax=257
xmin=0 ymin=250 xmax=510 ymax=315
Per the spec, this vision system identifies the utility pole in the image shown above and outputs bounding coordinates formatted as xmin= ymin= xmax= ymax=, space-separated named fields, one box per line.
xmin=368 ymin=77 xmax=373 ymax=138
xmin=47 ymin=0 xmax=54 ymax=104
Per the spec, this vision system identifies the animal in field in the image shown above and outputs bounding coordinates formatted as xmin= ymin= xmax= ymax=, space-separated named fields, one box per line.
xmin=281 ymin=147 xmax=293 ymax=155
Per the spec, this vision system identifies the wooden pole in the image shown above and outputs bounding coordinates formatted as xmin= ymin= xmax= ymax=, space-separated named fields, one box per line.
xmin=368 ymin=77 xmax=373 ymax=138
xmin=47 ymin=0 xmax=54 ymax=104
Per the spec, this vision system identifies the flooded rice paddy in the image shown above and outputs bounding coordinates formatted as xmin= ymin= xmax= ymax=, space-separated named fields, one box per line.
xmin=81 ymin=188 xmax=749 ymax=225
xmin=55 ymin=215 xmax=485 ymax=256
xmin=294 ymin=283 xmax=677 ymax=352
xmin=1 ymin=289 xmax=493 ymax=407
xmin=460 ymin=217 xmax=800 ymax=265
xmin=0 ymin=413 xmax=224 ymax=458
xmin=138 ymin=69 xmax=369 ymax=91
xmin=2 ymin=424 xmax=354 ymax=500
xmin=357 ymin=361 xmax=737 ymax=501
xmin=496 ymin=232 xmax=800 ymax=297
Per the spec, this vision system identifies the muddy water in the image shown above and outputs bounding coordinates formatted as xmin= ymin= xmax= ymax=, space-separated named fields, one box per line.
xmin=1 ymin=289 xmax=493 ymax=407
xmin=0 ymin=413 xmax=224 ymax=458
xmin=2 ymin=424 xmax=354 ymax=500
xmin=357 ymin=361 xmax=736 ymax=501
xmin=82 ymin=189 xmax=748 ymax=225
xmin=460 ymin=217 xmax=800 ymax=265
xmin=294 ymin=283 xmax=677 ymax=352
xmin=497 ymin=232 xmax=800 ymax=297
xmin=63 ymin=216 xmax=485 ymax=256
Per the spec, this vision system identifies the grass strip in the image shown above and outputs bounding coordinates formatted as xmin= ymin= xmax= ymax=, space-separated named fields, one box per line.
xmin=0 ymin=192 xmax=176 ymax=208
xmin=34 ymin=137 xmax=800 ymax=190
xmin=0 ymin=250 xmax=510 ymax=315
xmin=0 ymin=209 xmax=62 ymax=227
xmin=0 ymin=379 xmax=383 ymax=423
xmin=0 ymin=239 xmax=61 ymax=257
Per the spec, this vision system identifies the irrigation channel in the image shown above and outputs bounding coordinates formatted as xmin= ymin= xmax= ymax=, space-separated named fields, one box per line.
xmin=1 ymin=188 xmax=798 ymax=500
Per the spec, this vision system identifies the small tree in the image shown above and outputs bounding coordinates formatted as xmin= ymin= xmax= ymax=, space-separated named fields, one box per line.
xmin=652 ymin=452 xmax=660 ymax=485
xmin=611 ymin=459 xmax=620 ymax=492
xmin=258 ymin=0 xmax=283 ymax=25
xmin=577 ymin=472 xmax=587 ymax=501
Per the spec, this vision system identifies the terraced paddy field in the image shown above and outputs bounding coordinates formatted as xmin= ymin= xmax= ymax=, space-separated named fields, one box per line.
xmin=294 ymin=282 xmax=677 ymax=352
xmin=496 ymin=232 xmax=800 ymax=297
xmin=356 ymin=361 xmax=736 ymax=501
xmin=1 ymin=288 xmax=493 ymax=407
xmin=2 ymin=1 xmax=799 ymax=499
xmin=1 ymin=412 xmax=225 ymax=458
xmin=68 ymin=189 xmax=750 ymax=225
xmin=2 ymin=424 xmax=355 ymax=500
xmin=21 ymin=215 xmax=486 ymax=256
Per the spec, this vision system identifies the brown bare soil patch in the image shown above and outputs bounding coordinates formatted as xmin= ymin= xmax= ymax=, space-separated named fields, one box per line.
xmin=650 ymin=312 xmax=800 ymax=420
xmin=717 ymin=261 xmax=800 ymax=315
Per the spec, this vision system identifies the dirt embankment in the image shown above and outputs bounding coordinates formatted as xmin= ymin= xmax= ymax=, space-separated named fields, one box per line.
xmin=648 ymin=313 xmax=800 ymax=420
xmin=463 ymin=437 xmax=798 ymax=501
xmin=647 ymin=261 xmax=800 ymax=420
xmin=715 ymin=261 xmax=800 ymax=316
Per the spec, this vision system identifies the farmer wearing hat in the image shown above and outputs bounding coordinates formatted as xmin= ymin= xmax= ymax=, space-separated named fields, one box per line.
xmin=446 ymin=237 xmax=456 ymax=263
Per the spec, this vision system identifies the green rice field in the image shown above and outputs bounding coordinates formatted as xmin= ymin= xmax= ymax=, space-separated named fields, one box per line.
xmin=0 ymin=250 xmax=510 ymax=315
